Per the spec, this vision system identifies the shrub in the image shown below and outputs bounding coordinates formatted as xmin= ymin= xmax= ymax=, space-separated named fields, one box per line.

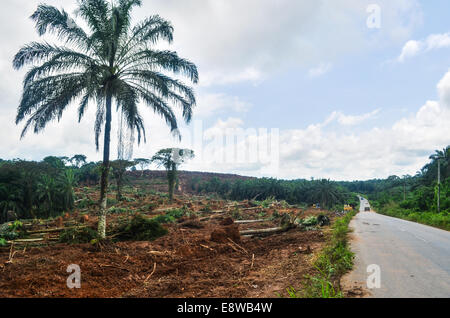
xmin=153 ymin=208 xmax=192 ymax=224
xmin=59 ymin=227 xmax=99 ymax=244
xmin=0 ymin=221 xmax=25 ymax=241
xmin=77 ymin=198 xmax=96 ymax=209
xmin=302 ymin=216 xmax=318 ymax=227
xmin=0 ymin=238 xmax=7 ymax=246
xmin=108 ymin=206 xmax=129 ymax=214
xmin=113 ymin=214 xmax=168 ymax=242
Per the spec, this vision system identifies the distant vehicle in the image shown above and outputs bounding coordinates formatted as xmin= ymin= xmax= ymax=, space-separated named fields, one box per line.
xmin=365 ymin=207 xmax=371 ymax=212
xmin=344 ymin=204 xmax=353 ymax=211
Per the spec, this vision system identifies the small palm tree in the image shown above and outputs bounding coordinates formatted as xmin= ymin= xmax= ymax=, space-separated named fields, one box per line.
xmin=59 ymin=169 xmax=76 ymax=211
xmin=151 ymin=148 xmax=194 ymax=202
xmin=13 ymin=0 xmax=198 ymax=237
xmin=36 ymin=175 xmax=57 ymax=218
xmin=134 ymin=158 xmax=151 ymax=177
xmin=111 ymin=159 xmax=134 ymax=200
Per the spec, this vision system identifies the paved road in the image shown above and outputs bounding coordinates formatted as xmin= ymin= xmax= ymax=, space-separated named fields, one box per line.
xmin=343 ymin=197 xmax=450 ymax=298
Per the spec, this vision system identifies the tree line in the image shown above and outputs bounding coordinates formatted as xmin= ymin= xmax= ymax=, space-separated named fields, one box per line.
xmin=190 ymin=177 xmax=359 ymax=209
xmin=338 ymin=146 xmax=450 ymax=214
xmin=0 ymin=149 xmax=193 ymax=224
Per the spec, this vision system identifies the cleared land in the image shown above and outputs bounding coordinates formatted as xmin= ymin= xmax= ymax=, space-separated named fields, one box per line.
xmin=0 ymin=173 xmax=344 ymax=298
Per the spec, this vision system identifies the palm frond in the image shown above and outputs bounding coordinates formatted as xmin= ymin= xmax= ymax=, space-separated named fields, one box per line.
xmin=31 ymin=4 xmax=90 ymax=48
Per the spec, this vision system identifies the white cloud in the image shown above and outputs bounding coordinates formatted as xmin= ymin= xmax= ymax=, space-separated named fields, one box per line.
xmin=140 ymin=0 xmax=421 ymax=85
xmin=203 ymin=117 xmax=244 ymax=140
xmin=308 ymin=63 xmax=333 ymax=78
xmin=437 ymin=69 xmax=450 ymax=109
xmin=195 ymin=93 xmax=252 ymax=118
xmin=331 ymin=109 xmax=381 ymax=126
xmin=277 ymin=71 xmax=450 ymax=180
xmin=398 ymin=32 xmax=450 ymax=62
xmin=398 ymin=40 xmax=423 ymax=62
xmin=185 ymin=71 xmax=450 ymax=180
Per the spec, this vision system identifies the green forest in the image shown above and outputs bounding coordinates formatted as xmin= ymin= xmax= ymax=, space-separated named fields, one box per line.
xmin=190 ymin=177 xmax=359 ymax=210
xmin=1 ymin=146 xmax=448 ymax=230
xmin=339 ymin=146 xmax=450 ymax=230
xmin=0 ymin=156 xmax=98 ymax=223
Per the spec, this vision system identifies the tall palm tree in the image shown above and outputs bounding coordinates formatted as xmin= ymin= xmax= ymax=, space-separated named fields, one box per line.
xmin=13 ymin=0 xmax=198 ymax=238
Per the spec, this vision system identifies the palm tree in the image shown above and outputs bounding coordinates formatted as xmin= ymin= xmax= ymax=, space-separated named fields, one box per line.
xmin=36 ymin=175 xmax=57 ymax=218
xmin=13 ymin=0 xmax=198 ymax=238
xmin=59 ymin=169 xmax=76 ymax=211
xmin=151 ymin=148 xmax=194 ymax=202
xmin=430 ymin=148 xmax=449 ymax=212
xmin=134 ymin=158 xmax=151 ymax=176
xmin=307 ymin=179 xmax=343 ymax=209
xmin=110 ymin=159 xmax=134 ymax=200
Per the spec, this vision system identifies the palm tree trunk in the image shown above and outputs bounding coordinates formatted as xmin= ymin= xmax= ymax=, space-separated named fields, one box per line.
xmin=168 ymin=164 xmax=176 ymax=202
xmin=98 ymin=90 xmax=113 ymax=239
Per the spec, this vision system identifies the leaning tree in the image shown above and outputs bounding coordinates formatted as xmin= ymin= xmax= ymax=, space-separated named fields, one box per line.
xmin=151 ymin=148 xmax=194 ymax=202
xmin=13 ymin=0 xmax=198 ymax=238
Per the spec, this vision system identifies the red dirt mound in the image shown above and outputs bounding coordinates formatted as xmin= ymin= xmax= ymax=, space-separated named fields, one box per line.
xmin=210 ymin=224 xmax=240 ymax=243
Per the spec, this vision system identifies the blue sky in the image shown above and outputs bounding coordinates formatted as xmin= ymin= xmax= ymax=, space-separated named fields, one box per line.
xmin=0 ymin=0 xmax=449 ymax=180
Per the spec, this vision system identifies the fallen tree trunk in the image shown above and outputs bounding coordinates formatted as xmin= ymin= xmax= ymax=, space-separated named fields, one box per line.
xmin=239 ymin=227 xmax=284 ymax=236
xmin=235 ymin=219 xmax=266 ymax=224
xmin=199 ymin=213 xmax=226 ymax=222
xmin=7 ymin=238 xmax=44 ymax=243
xmin=27 ymin=226 xmax=87 ymax=235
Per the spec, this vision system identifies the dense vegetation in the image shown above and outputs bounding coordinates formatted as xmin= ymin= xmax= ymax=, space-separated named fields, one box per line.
xmin=339 ymin=146 xmax=450 ymax=230
xmin=190 ymin=177 xmax=359 ymax=210
xmin=0 ymin=156 xmax=99 ymax=223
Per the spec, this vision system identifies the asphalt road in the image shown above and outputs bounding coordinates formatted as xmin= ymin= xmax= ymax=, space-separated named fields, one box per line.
xmin=343 ymin=197 xmax=450 ymax=298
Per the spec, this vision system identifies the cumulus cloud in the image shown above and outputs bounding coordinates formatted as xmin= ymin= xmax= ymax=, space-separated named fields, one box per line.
xmin=398 ymin=40 xmax=423 ymax=62
xmin=185 ymin=71 xmax=450 ymax=180
xmin=277 ymin=72 xmax=450 ymax=180
xmin=398 ymin=32 xmax=450 ymax=62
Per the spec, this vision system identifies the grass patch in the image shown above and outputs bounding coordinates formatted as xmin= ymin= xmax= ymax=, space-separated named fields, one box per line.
xmin=59 ymin=227 xmax=99 ymax=244
xmin=377 ymin=202 xmax=450 ymax=231
xmin=291 ymin=210 xmax=356 ymax=298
